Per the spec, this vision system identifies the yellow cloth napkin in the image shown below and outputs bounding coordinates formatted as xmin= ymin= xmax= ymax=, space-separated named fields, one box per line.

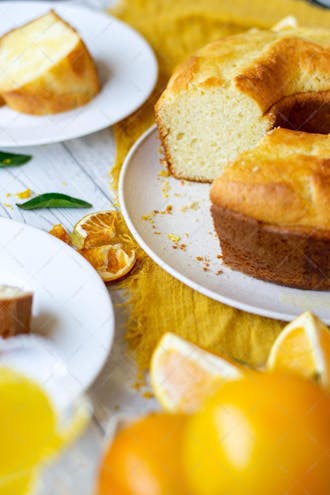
xmin=110 ymin=0 xmax=330 ymax=373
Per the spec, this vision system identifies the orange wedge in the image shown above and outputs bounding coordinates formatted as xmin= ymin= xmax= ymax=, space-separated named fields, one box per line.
xmin=72 ymin=210 xmax=127 ymax=249
xmin=267 ymin=311 xmax=330 ymax=388
xmin=150 ymin=333 xmax=243 ymax=413
xmin=79 ymin=244 xmax=136 ymax=282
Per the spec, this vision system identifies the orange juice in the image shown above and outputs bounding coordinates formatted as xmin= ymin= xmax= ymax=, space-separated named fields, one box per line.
xmin=0 ymin=367 xmax=89 ymax=495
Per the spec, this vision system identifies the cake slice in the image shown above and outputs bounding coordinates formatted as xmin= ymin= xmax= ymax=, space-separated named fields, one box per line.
xmin=0 ymin=10 xmax=100 ymax=115
xmin=0 ymin=286 xmax=33 ymax=337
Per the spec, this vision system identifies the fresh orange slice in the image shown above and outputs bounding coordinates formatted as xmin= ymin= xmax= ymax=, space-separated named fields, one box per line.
xmin=267 ymin=311 xmax=330 ymax=388
xmin=150 ymin=333 xmax=243 ymax=413
xmin=79 ymin=244 xmax=136 ymax=282
xmin=49 ymin=224 xmax=71 ymax=244
xmin=72 ymin=210 xmax=128 ymax=249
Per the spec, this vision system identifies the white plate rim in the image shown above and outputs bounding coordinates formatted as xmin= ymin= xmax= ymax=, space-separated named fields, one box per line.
xmin=119 ymin=125 xmax=329 ymax=323
xmin=0 ymin=216 xmax=115 ymax=393
xmin=0 ymin=1 xmax=158 ymax=146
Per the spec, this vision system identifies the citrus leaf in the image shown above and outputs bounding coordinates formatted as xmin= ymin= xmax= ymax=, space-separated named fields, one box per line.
xmin=17 ymin=193 xmax=92 ymax=210
xmin=0 ymin=151 xmax=32 ymax=167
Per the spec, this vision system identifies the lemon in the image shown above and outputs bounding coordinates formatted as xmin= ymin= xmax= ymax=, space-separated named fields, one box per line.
xmin=184 ymin=373 xmax=330 ymax=495
xmin=150 ymin=332 xmax=242 ymax=413
xmin=267 ymin=311 xmax=330 ymax=388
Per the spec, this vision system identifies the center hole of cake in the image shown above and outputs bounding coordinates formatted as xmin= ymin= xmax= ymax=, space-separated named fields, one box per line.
xmin=268 ymin=92 xmax=330 ymax=135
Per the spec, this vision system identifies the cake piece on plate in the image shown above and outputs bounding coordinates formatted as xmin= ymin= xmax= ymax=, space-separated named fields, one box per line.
xmin=0 ymin=286 xmax=33 ymax=337
xmin=0 ymin=10 xmax=100 ymax=115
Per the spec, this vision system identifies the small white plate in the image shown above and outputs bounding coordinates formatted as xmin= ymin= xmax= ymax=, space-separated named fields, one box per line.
xmin=0 ymin=217 xmax=114 ymax=401
xmin=119 ymin=126 xmax=330 ymax=323
xmin=0 ymin=1 xmax=158 ymax=146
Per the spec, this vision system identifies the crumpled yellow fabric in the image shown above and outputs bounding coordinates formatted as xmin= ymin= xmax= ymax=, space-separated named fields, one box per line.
xmin=110 ymin=0 xmax=329 ymax=372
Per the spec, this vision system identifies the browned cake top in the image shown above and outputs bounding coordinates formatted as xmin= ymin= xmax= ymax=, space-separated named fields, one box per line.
xmin=210 ymin=129 xmax=330 ymax=231
xmin=160 ymin=27 xmax=330 ymax=114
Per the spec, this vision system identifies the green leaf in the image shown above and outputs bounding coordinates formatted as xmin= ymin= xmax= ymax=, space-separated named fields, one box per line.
xmin=0 ymin=151 xmax=32 ymax=167
xmin=17 ymin=193 xmax=93 ymax=210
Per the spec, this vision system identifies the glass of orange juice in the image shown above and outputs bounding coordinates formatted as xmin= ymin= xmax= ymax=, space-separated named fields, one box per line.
xmin=0 ymin=336 xmax=91 ymax=495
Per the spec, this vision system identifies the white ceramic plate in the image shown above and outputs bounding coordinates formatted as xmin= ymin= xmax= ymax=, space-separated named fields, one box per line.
xmin=0 ymin=1 xmax=158 ymax=146
xmin=119 ymin=126 xmax=330 ymax=323
xmin=0 ymin=217 xmax=114 ymax=402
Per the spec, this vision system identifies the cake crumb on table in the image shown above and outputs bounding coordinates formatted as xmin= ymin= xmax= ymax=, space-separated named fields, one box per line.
xmin=158 ymin=169 xmax=169 ymax=178
xmin=180 ymin=201 xmax=200 ymax=212
xmin=162 ymin=180 xmax=170 ymax=198
xmin=168 ymin=233 xmax=181 ymax=243
xmin=15 ymin=188 xmax=31 ymax=199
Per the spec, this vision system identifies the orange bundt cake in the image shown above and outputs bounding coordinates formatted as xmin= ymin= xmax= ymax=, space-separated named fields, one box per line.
xmin=155 ymin=22 xmax=330 ymax=289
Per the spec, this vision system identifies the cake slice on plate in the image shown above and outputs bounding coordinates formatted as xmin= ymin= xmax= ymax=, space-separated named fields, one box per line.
xmin=0 ymin=10 xmax=100 ymax=115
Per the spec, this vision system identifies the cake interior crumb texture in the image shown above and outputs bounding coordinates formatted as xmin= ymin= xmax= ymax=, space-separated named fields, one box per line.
xmin=0 ymin=11 xmax=78 ymax=90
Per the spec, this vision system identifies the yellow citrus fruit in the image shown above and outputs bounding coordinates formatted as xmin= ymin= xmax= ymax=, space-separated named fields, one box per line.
xmin=267 ymin=311 xmax=330 ymax=388
xmin=79 ymin=244 xmax=136 ymax=282
xmin=49 ymin=224 xmax=71 ymax=244
xmin=0 ymin=471 xmax=37 ymax=495
xmin=184 ymin=373 xmax=330 ymax=495
xmin=72 ymin=210 xmax=131 ymax=249
xmin=97 ymin=413 xmax=190 ymax=495
xmin=151 ymin=332 xmax=243 ymax=413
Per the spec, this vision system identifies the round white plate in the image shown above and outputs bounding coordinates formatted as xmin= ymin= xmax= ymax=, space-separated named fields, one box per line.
xmin=0 ymin=2 xmax=158 ymax=146
xmin=0 ymin=217 xmax=114 ymax=402
xmin=119 ymin=126 xmax=330 ymax=323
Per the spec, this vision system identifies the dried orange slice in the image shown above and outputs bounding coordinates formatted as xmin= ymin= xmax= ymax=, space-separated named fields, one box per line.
xmin=79 ymin=244 xmax=136 ymax=282
xmin=150 ymin=333 xmax=243 ymax=413
xmin=267 ymin=311 xmax=330 ymax=388
xmin=49 ymin=224 xmax=71 ymax=244
xmin=72 ymin=211 xmax=122 ymax=249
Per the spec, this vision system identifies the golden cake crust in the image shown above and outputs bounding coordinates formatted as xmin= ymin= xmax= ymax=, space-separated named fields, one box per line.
xmin=235 ymin=36 xmax=330 ymax=113
xmin=160 ymin=28 xmax=330 ymax=103
xmin=210 ymin=129 xmax=330 ymax=230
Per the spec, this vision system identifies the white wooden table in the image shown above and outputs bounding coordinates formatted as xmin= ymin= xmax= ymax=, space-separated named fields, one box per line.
xmin=1 ymin=121 xmax=157 ymax=495
xmin=0 ymin=3 xmax=157 ymax=491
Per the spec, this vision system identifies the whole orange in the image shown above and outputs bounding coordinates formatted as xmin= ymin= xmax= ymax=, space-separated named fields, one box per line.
xmin=184 ymin=373 xmax=330 ymax=495
xmin=97 ymin=413 xmax=190 ymax=495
